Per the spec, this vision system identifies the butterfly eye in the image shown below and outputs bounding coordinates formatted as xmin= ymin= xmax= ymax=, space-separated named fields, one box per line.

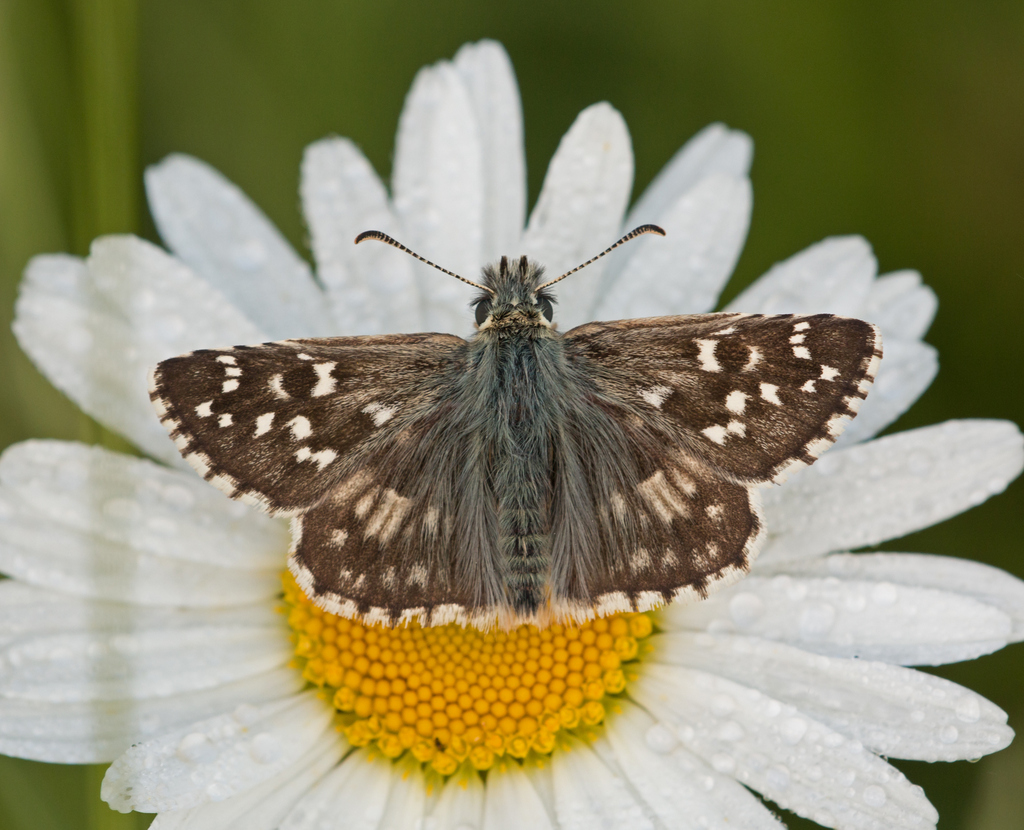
xmin=474 ymin=299 xmax=493 ymax=326
xmin=536 ymin=296 xmax=554 ymax=322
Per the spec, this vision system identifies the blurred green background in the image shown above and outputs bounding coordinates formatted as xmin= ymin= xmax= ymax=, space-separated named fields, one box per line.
xmin=1 ymin=1 xmax=1022 ymax=828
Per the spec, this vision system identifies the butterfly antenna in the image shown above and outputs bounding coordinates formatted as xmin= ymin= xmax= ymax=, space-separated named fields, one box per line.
xmin=355 ymin=230 xmax=495 ymax=294
xmin=535 ymin=224 xmax=666 ymax=290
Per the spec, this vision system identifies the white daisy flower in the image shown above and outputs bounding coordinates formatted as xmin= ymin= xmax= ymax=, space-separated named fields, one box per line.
xmin=2 ymin=39 xmax=1022 ymax=830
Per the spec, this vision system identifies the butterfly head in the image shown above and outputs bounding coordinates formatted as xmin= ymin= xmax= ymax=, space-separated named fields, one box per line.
xmin=473 ymin=255 xmax=555 ymax=331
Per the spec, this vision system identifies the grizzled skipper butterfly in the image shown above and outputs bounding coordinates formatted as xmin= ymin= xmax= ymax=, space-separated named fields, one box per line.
xmin=150 ymin=225 xmax=881 ymax=629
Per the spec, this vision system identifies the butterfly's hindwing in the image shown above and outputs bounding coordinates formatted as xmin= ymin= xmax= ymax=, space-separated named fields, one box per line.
xmin=149 ymin=333 xmax=466 ymax=515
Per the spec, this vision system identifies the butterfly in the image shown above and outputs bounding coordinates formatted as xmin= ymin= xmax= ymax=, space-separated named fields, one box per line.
xmin=150 ymin=225 xmax=881 ymax=630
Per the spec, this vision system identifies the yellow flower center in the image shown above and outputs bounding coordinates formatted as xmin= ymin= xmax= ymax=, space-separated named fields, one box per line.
xmin=281 ymin=572 xmax=653 ymax=777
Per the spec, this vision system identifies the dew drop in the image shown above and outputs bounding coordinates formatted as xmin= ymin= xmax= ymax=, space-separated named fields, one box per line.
xmin=780 ymin=717 xmax=808 ymax=745
xmin=233 ymin=703 xmax=260 ymax=726
xmin=699 ymin=775 xmax=715 ymax=792
xmin=717 ymin=721 xmax=745 ymax=742
xmin=940 ymin=725 xmax=959 ymax=744
xmin=870 ymin=582 xmax=899 ymax=606
xmin=766 ymin=767 xmax=791 ymax=791
xmin=711 ymin=694 xmax=736 ymax=716
xmin=206 ymin=782 xmax=232 ymax=801
xmin=909 ymin=709 xmax=926 ymax=723
xmin=711 ymin=753 xmax=735 ymax=774
xmin=955 ymin=697 xmax=981 ymax=723
xmin=644 ymin=723 xmax=678 ymax=754
xmin=176 ymin=732 xmax=215 ymax=763
xmin=728 ymin=593 xmax=765 ymax=628
xmin=250 ymin=732 xmax=282 ymax=764
xmin=862 ymin=785 xmax=887 ymax=807
xmin=798 ymin=603 xmax=836 ymax=639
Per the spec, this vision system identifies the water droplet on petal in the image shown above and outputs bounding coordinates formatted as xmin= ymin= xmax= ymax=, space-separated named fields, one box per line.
xmin=798 ymin=603 xmax=836 ymax=639
xmin=230 ymin=239 xmax=268 ymax=270
xmin=644 ymin=723 xmax=678 ymax=754
xmin=940 ymin=725 xmax=959 ymax=744
xmin=780 ymin=717 xmax=808 ymax=745
xmin=870 ymin=582 xmax=899 ymax=606
xmin=206 ymin=782 xmax=232 ymax=801
xmin=250 ymin=732 xmax=282 ymax=764
xmin=728 ymin=593 xmax=765 ymax=628
xmin=176 ymin=732 xmax=215 ymax=763
xmin=711 ymin=753 xmax=735 ymax=774
xmin=233 ymin=703 xmax=260 ymax=726
xmin=909 ymin=709 xmax=926 ymax=723
xmin=711 ymin=694 xmax=736 ymax=716
xmin=717 ymin=721 xmax=745 ymax=742
xmin=862 ymin=785 xmax=887 ymax=807
xmin=955 ymin=697 xmax=981 ymax=723
xmin=766 ymin=767 xmax=791 ymax=791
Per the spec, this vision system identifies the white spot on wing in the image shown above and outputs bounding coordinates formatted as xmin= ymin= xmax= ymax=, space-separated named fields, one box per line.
xmin=703 ymin=424 xmax=727 ymax=445
xmin=639 ymin=385 xmax=672 ymax=409
xmin=218 ymin=413 xmax=233 ymax=428
xmin=820 ymin=365 xmax=840 ymax=381
xmin=366 ymin=489 xmax=411 ymax=543
xmin=801 ymin=380 xmax=817 ymax=393
xmin=725 ymin=390 xmax=747 ymax=414
xmin=294 ymin=446 xmax=337 ymax=470
xmin=638 ymin=471 xmax=690 ymax=524
xmin=793 ymin=345 xmax=811 ymax=359
xmin=222 ymin=379 xmax=239 ymax=393
xmin=727 ymin=420 xmax=746 ymax=437
xmin=794 ymin=321 xmax=811 ymax=331
xmin=789 ymin=334 xmax=805 ymax=344
xmin=695 ymin=339 xmax=721 ymax=372
xmin=254 ymin=412 xmax=275 ymax=436
xmin=195 ymin=401 xmax=213 ymax=417
xmin=216 ymin=355 xmax=236 ymax=364
xmin=362 ymin=402 xmax=396 ymax=427
xmin=312 ymin=362 xmax=337 ymax=397
xmin=743 ymin=346 xmax=762 ymax=371
xmin=331 ymin=529 xmax=348 ymax=547
xmin=407 ymin=563 xmax=428 ymax=589
xmin=224 ymin=366 xmax=242 ymax=377
xmin=297 ymin=353 xmax=313 ymax=361
xmin=288 ymin=416 xmax=312 ymax=440
xmin=760 ymin=383 xmax=782 ymax=405
xmin=269 ymin=374 xmax=290 ymax=400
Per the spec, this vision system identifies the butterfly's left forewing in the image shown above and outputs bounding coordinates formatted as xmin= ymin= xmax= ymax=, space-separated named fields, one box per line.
xmin=553 ymin=312 xmax=880 ymax=619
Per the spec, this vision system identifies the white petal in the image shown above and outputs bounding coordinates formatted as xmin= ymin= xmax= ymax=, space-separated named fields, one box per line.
xmin=726 ymin=235 xmax=876 ymax=317
xmin=150 ymin=729 xmax=346 ymax=830
xmin=0 ymin=667 xmax=301 ymax=764
xmin=376 ymin=755 xmax=427 ymax=829
xmin=300 ymin=138 xmax=421 ymax=334
xmin=280 ymin=747 xmax=392 ymax=830
xmin=861 ymin=270 xmax=937 ymax=342
xmin=594 ymin=175 xmax=751 ymax=319
xmin=1 ymin=622 xmax=289 ymax=702
xmin=833 ymin=340 xmax=938 ymax=447
xmin=522 ymin=103 xmax=634 ymax=327
xmin=0 ymin=581 xmax=279 ymax=649
xmin=653 ymin=632 xmax=1012 ymax=761
xmin=626 ymin=123 xmax=754 ymax=228
xmin=548 ymin=734 xmax=653 ymax=830
xmin=0 ymin=440 xmax=287 ymax=570
xmin=392 ymin=58 xmax=484 ymax=334
xmin=429 ymin=769 xmax=485 ymax=828
xmin=759 ymin=420 xmax=1024 ymax=564
xmin=13 ymin=242 xmax=265 ymax=468
xmin=602 ymin=700 xmax=785 ymax=829
xmin=631 ymin=663 xmax=939 ymax=830
xmin=102 ymin=690 xmax=333 ymax=813
xmin=145 ymin=154 xmax=333 ymax=338
xmin=453 ymin=40 xmax=526 ymax=261
xmin=482 ymin=761 xmax=554 ymax=830
xmin=786 ymin=552 xmax=1024 ymax=642
xmin=661 ymin=574 xmax=1012 ymax=665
